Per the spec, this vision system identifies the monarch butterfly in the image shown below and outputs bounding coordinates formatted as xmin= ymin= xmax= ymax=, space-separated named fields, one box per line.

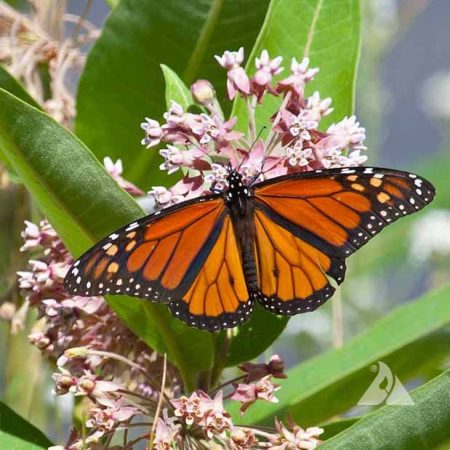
xmin=64 ymin=166 xmax=435 ymax=331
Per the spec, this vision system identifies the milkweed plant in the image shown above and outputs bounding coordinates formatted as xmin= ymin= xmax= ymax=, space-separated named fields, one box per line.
xmin=17 ymin=46 xmax=361 ymax=450
xmin=0 ymin=2 xmax=448 ymax=450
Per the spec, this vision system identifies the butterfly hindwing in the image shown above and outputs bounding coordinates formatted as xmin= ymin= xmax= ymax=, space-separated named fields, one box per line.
xmin=169 ymin=216 xmax=253 ymax=330
xmin=253 ymin=167 xmax=435 ymax=313
xmin=253 ymin=208 xmax=344 ymax=314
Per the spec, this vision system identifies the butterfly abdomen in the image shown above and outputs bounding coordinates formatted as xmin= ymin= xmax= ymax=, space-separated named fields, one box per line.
xmin=226 ymin=186 xmax=258 ymax=291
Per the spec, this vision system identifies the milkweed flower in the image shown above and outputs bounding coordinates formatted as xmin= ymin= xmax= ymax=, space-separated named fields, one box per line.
xmin=262 ymin=418 xmax=324 ymax=449
xmin=140 ymin=49 xmax=367 ymax=208
xmin=153 ymin=412 xmax=181 ymax=449
xmin=239 ymin=354 xmax=287 ymax=382
xmin=215 ymin=47 xmax=251 ymax=99
xmin=230 ymin=375 xmax=280 ymax=414
xmin=103 ymin=157 xmax=144 ymax=196
xmin=229 ymin=428 xmax=259 ymax=449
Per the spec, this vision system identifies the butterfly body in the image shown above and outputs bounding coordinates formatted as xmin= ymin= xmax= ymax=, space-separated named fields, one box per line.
xmin=64 ymin=167 xmax=435 ymax=331
xmin=224 ymin=170 xmax=259 ymax=293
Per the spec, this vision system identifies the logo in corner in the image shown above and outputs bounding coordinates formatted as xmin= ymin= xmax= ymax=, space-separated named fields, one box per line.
xmin=357 ymin=361 xmax=414 ymax=406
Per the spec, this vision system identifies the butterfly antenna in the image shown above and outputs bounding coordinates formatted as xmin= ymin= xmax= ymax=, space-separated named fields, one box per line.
xmin=236 ymin=126 xmax=267 ymax=172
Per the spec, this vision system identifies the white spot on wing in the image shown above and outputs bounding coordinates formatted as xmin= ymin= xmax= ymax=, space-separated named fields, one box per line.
xmin=126 ymin=222 xmax=139 ymax=231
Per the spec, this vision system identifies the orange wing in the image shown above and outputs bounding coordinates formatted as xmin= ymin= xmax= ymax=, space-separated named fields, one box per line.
xmin=169 ymin=216 xmax=253 ymax=330
xmin=65 ymin=197 xmax=225 ymax=301
xmin=253 ymin=167 xmax=435 ymax=314
xmin=253 ymin=208 xmax=341 ymax=314
xmin=64 ymin=196 xmax=252 ymax=331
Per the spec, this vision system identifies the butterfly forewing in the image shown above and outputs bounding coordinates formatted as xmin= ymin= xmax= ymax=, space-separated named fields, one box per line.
xmin=64 ymin=196 xmax=226 ymax=301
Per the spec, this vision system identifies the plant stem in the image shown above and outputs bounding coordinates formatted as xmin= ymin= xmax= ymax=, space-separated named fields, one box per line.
xmin=149 ymin=354 xmax=167 ymax=450
xmin=197 ymin=369 xmax=211 ymax=392
xmin=209 ymin=329 xmax=233 ymax=389
xmin=143 ymin=306 xmax=197 ymax=393
xmin=332 ymin=287 xmax=343 ymax=348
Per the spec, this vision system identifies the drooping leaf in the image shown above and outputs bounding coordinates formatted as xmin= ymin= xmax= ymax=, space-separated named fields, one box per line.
xmin=320 ymin=370 xmax=450 ymax=449
xmin=0 ymin=89 xmax=213 ymax=389
xmin=231 ymin=0 xmax=361 ymax=131
xmin=228 ymin=283 xmax=450 ymax=425
xmin=75 ymin=0 xmax=270 ymax=187
xmin=0 ymin=401 xmax=52 ymax=450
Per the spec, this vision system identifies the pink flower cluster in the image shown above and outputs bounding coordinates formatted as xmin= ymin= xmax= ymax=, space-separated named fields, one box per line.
xmin=141 ymin=48 xmax=367 ymax=208
xmin=16 ymin=162 xmax=180 ymax=450
xmin=150 ymin=354 xmax=323 ymax=449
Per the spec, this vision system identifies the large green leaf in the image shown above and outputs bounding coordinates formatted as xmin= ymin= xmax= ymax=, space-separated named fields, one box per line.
xmin=0 ymin=89 xmax=213 ymax=390
xmin=0 ymin=65 xmax=40 ymax=179
xmin=0 ymin=401 xmax=52 ymax=450
xmin=232 ymin=0 xmax=361 ymax=131
xmin=228 ymin=283 xmax=450 ymax=425
xmin=320 ymin=370 xmax=450 ymax=449
xmin=75 ymin=0 xmax=270 ymax=187
xmin=222 ymin=0 xmax=362 ymax=368
xmin=224 ymin=305 xmax=287 ymax=367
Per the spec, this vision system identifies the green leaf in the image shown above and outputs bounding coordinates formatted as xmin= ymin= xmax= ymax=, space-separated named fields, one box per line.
xmin=75 ymin=0 xmax=270 ymax=187
xmin=228 ymin=283 xmax=450 ymax=425
xmin=222 ymin=0 xmax=361 ymax=368
xmin=0 ymin=401 xmax=52 ymax=450
xmin=231 ymin=0 xmax=361 ymax=130
xmin=225 ymin=305 xmax=287 ymax=367
xmin=321 ymin=417 xmax=359 ymax=440
xmin=161 ymin=65 xmax=194 ymax=110
xmin=0 ymin=89 xmax=213 ymax=389
xmin=320 ymin=370 xmax=450 ymax=449
xmin=0 ymin=64 xmax=40 ymax=180
xmin=0 ymin=65 xmax=40 ymax=109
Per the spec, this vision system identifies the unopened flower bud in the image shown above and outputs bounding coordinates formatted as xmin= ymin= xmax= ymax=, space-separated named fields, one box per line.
xmin=29 ymin=332 xmax=51 ymax=349
xmin=0 ymin=302 xmax=16 ymax=321
xmin=64 ymin=346 xmax=89 ymax=358
xmin=53 ymin=373 xmax=76 ymax=395
xmin=191 ymin=79 xmax=216 ymax=105
xmin=78 ymin=377 xmax=96 ymax=393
